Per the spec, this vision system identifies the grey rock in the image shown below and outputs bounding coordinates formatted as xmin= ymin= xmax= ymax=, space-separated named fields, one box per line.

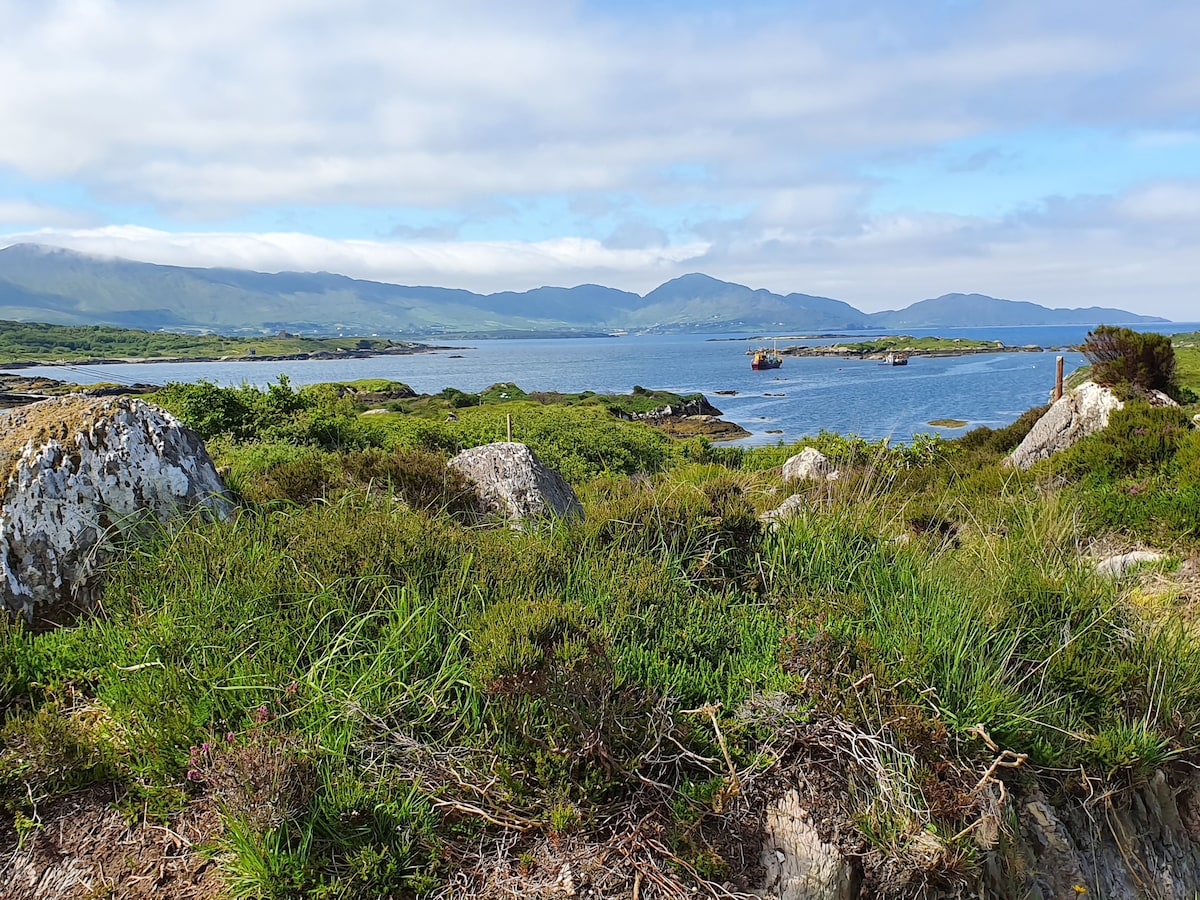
xmin=760 ymin=494 xmax=808 ymax=530
xmin=1005 ymin=381 xmax=1123 ymax=469
xmin=448 ymin=442 xmax=582 ymax=528
xmin=624 ymin=395 xmax=722 ymax=422
xmin=756 ymin=770 xmax=1200 ymax=900
xmin=758 ymin=791 xmax=857 ymax=900
xmin=1094 ymin=550 xmax=1165 ymax=578
xmin=0 ymin=396 xmax=233 ymax=622
xmin=1006 ymin=381 xmax=1179 ymax=469
xmin=782 ymin=448 xmax=839 ymax=483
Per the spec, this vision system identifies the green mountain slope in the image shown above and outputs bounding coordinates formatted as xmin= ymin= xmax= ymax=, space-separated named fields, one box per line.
xmin=0 ymin=244 xmax=1170 ymax=336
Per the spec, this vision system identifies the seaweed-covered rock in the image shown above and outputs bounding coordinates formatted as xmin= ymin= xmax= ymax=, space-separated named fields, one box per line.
xmin=448 ymin=442 xmax=582 ymax=528
xmin=0 ymin=396 xmax=233 ymax=622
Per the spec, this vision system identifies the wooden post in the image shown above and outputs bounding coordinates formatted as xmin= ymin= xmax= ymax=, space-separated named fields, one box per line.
xmin=506 ymin=413 xmax=512 ymax=442
xmin=1054 ymin=355 xmax=1064 ymax=401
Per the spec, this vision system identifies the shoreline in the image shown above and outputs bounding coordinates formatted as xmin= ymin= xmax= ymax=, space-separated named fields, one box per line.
xmin=0 ymin=343 xmax=463 ymax=370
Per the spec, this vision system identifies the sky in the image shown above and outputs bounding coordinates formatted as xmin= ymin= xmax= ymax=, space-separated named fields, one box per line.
xmin=1 ymin=0 xmax=1198 ymax=319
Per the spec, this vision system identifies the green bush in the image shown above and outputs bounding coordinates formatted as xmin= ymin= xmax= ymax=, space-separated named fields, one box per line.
xmin=155 ymin=376 xmax=376 ymax=450
xmin=1057 ymin=402 xmax=1195 ymax=482
xmin=955 ymin=404 xmax=1049 ymax=454
xmin=1082 ymin=326 xmax=1178 ymax=398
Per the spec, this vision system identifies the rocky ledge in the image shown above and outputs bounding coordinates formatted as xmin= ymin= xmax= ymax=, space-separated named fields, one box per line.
xmin=613 ymin=395 xmax=751 ymax=441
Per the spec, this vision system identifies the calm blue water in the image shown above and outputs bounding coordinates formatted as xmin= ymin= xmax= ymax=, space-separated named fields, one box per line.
xmin=8 ymin=323 xmax=1196 ymax=446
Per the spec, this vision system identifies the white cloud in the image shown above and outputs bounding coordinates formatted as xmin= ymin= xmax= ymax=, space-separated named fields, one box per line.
xmin=1 ymin=1 xmax=1198 ymax=322
xmin=1118 ymin=182 xmax=1200 ymax=223
xmin=6 ymin=174 xmax=1197 ymax=321
xmin=1 ymin=0 xmax=1189 ymax=210
xmin=0 ymin=201 xmax=95 ymax=229
xmin=0 ymin=226 xmax=710 ymax=293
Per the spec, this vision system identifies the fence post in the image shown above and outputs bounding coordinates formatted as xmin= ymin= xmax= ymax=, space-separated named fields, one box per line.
xmin=1054 ymin=355 xmax=1064 ymax=401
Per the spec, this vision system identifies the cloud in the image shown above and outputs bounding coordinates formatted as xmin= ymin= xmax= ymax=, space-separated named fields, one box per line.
xmin=1 ymin=1 xmax=1198 ymax=321
xmin=1117 ymin=182 xmax=1200 ymax=223
xmin=0 ymin=201 xmax=95 ymax=229
xmin=2 ymin=0 xmax=1191 ymax=213
xmin=7 ymin=170 xmax=1197 ymax=321
xmin=1 ymin=226 xmax=710 ymax=293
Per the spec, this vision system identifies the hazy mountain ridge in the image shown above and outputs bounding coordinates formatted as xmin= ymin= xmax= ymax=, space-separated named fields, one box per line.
xmin=0 ymin=244 xmax=1169 ymax=335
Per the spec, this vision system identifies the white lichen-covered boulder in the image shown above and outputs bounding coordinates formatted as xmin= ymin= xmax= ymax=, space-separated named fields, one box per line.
xmin=0 ymin=396 xmax=233 ymax=622
xmin=782 ymin=447 xmax=839 ymax=483
xmin=447 ymin=442 xmax=582 ymax=528
xmin=1005 ymin=381 xmax=1122 ymax=469
xmin=1005 ymin=381 xmax=1177 ymax=470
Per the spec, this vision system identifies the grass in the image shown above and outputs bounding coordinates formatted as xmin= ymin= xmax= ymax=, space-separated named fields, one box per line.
xmin=3 ymin=372 xmax=1200 ymax=895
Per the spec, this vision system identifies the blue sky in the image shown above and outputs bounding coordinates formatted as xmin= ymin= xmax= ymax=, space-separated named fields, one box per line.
xmin=1 ymin=0 xmax=1197 ymax=318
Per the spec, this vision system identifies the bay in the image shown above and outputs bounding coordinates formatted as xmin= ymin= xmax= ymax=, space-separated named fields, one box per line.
xmin=7 ymin=323 xmax=1197 ymax=446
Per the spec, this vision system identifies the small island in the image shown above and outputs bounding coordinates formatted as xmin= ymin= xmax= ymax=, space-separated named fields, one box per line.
xmin=769 ymin=335 xmax=1051 ymax=361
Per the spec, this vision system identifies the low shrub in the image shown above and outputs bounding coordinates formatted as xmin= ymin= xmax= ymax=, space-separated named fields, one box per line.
xmin=1056 ymin=402 xmax=1195 ymax=482
xmin=1082 ymin=326 xmax=1178 ymax=398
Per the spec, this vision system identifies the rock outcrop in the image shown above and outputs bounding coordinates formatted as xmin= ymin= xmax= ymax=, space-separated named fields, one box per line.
xmin=1005 ymin=381 xmax=1178 ymax=470
xmin=782 ymin=448 xmax=839 ymax=483
xmin=759 ymin=791 xmax=858 ymax=900
xmin=759 ymin=768 xmax=1200 ymax=899
xmin=1 ymin=396 xmax=233 ymax=622
xmin=623 ymin=395 xmax=723 ymax=422
xmin=447 ymin=442 xmax=582 ymax=528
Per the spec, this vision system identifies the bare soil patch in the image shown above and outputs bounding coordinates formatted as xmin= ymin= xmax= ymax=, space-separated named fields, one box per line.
xmin=1 ymin=785 xmax=225 ymax=900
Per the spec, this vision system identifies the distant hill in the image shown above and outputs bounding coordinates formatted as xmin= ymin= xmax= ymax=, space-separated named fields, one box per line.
xmin=869 ymin=292 xmax=1166 ymax=328
xmin=0 ymin=244 xmax=1170 ymax=336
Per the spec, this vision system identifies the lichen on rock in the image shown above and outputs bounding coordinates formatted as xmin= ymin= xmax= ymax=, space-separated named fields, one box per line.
xmin=0 ymin=396 xmax=233 ymax=623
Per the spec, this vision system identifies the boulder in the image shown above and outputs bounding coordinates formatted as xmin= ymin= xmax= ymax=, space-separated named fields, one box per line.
xmin=1 ymin=396 xmax=233 ymax=623
xmin=760 ymin=494 xmax=807 ymax=530
xmin=1005 ymin=381 xmax=1122 ymax=469
xmin=1094 ymin=550 xmax=1165 ymax=578
xmin=625 ymin=395 xmax=722 ymax=422
xmin=1005 ymin=381 xmax=1179 ymax=470
xmin=447 ymin=442 xmax=582 ymax=528
xmin=782 ymin=448 xmax=839 ymax=483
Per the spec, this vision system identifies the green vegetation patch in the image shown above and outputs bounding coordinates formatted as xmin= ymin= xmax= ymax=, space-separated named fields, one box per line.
xmin=831 ymin=335 xmax=1004 ymax=354
xmin=0 ymin=319 xmax=423 ymax=364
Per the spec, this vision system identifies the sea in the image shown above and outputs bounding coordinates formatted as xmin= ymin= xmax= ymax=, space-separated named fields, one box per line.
xmin=7 ymin=323 xmax=1197 ymax=447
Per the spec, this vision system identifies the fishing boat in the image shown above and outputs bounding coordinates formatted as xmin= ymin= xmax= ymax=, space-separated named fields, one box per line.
xmin=751 ymin=343 xmax=783 ymax=370
xmin=883 ymin=352 xmax=909 ymax=366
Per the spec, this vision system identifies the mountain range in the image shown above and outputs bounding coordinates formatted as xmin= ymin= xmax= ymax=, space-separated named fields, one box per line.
xmin=0 ymin=243 xmax=1169 ymax=336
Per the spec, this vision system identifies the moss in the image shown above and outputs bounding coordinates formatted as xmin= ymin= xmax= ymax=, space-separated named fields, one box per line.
xmin=0 ymin=396 xmax=124 ymax=487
